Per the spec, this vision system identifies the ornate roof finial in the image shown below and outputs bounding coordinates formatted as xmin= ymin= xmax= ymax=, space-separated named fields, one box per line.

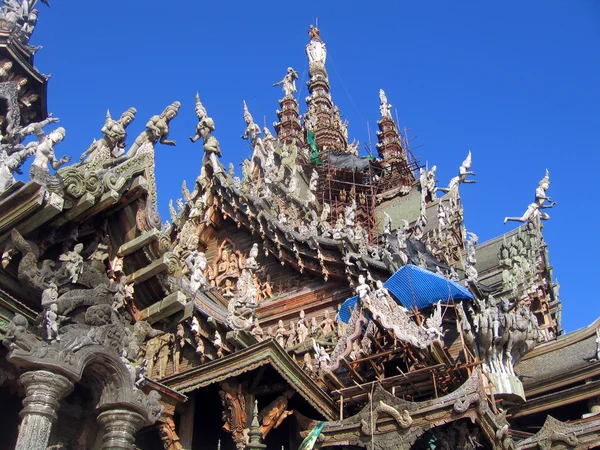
xmin=308 ymin=23 xmax=321 ymax=42
xmin=539 ymin=168 xmax=550 ymax=187
xmin=243 ymin=100 xmax=253 ymax=124
xmin=379 ymin=89 xmax=392 ymax=119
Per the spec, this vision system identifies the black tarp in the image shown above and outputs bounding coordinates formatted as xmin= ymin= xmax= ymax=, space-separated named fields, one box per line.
xmin=327 ymin=153 xmax=371 ymax=171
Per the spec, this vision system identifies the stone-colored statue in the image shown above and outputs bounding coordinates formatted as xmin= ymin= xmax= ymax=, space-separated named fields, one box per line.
xmin=190 ymin=92 xmax=221 ymax=157
xmin=79 ymin=107 xmax=137 ymax=168
xmin=0 ymin=142 xmax=36 ymax=193
xmin=185 ymin=250 xmax=208 ymax=293
xmin=379 ymin=89 xmax=393 ymax=119
xmin=41 ymin=282 xmax=58 ymax=308
xmin=245 ymin=243 xmax=259 ymax=271
xmin=44 ymin=303 xmax=61 ymax=342
xmin=123 ymin=101 xmax=180 ymax=159
xmin=440 ymin=151 xmax=475 ymax=193
xmin=29 ymin=126 xmax=71 ymax=188
xmin=504 ymin=169 xmax=556 ymax=224
xmin=306 ymin=25 xmax=327 ymax=66
xmin=275 ymin=320 xmax=288 ymax=348
xmin=241 ymin=101 xmax=264 ymax=154
xmin=273 ymin=67 xmax=299 ymax=97
xmin=356 ymin=274 xmax=370 ymax=301
xmin=59 ymin=243 xmax=84 ymax=284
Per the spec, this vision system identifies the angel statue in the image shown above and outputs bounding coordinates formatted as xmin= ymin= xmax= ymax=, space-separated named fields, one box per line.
xmin=273 ymin=67 xmax=299 ymax=97
xmin=379 ymin=89 xmax=392 ymax=119
xmin=504 ymin=169 xmax=556 ymax=224
xmin=424 ymin=301 xmax=444 ymax=341
xmin=29 ymin=126 xmax=71 ymax=189
xmin=189 ymin=92 xmax=221 ymax=157
xmin=439 ymin=151 xmax=476 ymax=193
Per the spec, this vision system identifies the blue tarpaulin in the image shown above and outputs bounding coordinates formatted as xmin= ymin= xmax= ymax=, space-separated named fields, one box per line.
xmin=338 ymin=264 xmax=474 ymax=323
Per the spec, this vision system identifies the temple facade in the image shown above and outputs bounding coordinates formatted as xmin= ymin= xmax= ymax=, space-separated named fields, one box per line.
xmin=0 ymin=3 xmax=598 ymax=450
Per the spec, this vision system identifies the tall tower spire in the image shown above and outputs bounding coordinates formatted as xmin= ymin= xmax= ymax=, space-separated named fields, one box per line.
xmin=303 ymin=25 xmax=349 ymax=154
xmin=376 ymin=89 xmax=414 ymax=192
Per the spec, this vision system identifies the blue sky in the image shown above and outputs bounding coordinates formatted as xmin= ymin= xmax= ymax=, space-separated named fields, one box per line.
xmin=21 ymin=1 xmax=600 ymax=331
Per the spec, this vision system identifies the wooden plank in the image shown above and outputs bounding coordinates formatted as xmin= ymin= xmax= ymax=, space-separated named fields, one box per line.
xmin=52 ymin=192 xmax=96 ymax=226
xmin=126 ymin=253 xmax=169 ymax=285
xmin=117 ymin=228 xmax=160 ymax=257
xmin=136 ymin=291 xmax=188 ymax=324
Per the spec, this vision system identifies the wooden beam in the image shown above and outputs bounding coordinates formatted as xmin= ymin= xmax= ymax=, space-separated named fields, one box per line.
xmin=136 ymin=291 xmax=188 ymax=324
xmin=117 ymin=228 xmax=160 ymax=257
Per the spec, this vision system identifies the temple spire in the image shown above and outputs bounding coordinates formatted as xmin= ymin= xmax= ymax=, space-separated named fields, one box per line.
xmin=375 ymin=89 xmax=414 ymax=191
xmin=303 ymin=25 xmax=349 ymax=154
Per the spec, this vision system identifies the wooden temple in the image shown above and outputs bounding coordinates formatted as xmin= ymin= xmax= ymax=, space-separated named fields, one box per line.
xmin=0 ymin=6 xmax=598 ymax=450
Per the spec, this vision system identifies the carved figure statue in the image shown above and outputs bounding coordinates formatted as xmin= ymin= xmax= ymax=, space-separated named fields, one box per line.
xmin=185 ymin=250 xmax=208 ymax=293
xmin=250 ymin=317 xmax=264 ymax=341
xmin=504 ymin=169 xmax=556 ymax=224
xmin=275 ymin=319 xmax=288 ymax=348
xmin=379 ymin=89 xmax=393 ymax=119
xmin=245 ymin=243 xmax=260 ymax=270
xmin=320 ymin=310 xmax=336 ymax=336
xmin=219 ymin=380 xmax=247 ymax=448
xmin=29 ymin=126 xmax=70 ymax=189
xmin=440 ymin=151 xmax=475 ymax=192
xmin=356 ymin=274 xmax=370 ymax=301
xmin=80 ymin=107 xmax=136 ymax=168
xmin=0 ymin=141 xmax=36 ymax=193
xmin=44 ymin=302 xmax=61 ymax=341
xmin=258 ymin=390 xmax=294 ymax=438
xmin=59 ymin=243 xmax=84 ymax=284
xmin=190 ymin=92 xmax=221 ymax=157
xmin=122 ymin=101 xmax=180 ymax=160
xmin=297 ymin=310 xmax=309 ymax=344
xmin=273 ymin=67 xmax=299 ymax=97
xmin=308 ymin=24 xmax=321 ymax=41
xmin=241 ymin=101 xmax=264 ymax=153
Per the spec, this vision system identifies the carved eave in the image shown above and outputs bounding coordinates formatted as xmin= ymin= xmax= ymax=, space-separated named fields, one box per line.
xmin=0 ymin=181 xmax=63 ymax=245
xmin=202 ymin=158 xmax=391 ymax=284
xmin=161 ymin=338 xmax=339 ymax=421
xmin=515 ymin=415 xmax=600 ymax=449
xmin=0 ymin=28 xmax=48 ymax=125
xmin=302 ymin=369 xmax=514 ymax=449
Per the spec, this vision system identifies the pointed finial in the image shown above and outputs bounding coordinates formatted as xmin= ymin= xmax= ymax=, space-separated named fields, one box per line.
xmin=539 ymin=169 xmax=550 ymax=186
xmin=243 ymin=100 xmax=253 ymax=123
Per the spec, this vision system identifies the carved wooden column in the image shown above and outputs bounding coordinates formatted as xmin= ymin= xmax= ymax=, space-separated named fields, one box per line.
xmin=97 ymin=408 xmax=146 ymax=449
xmin=15 ymin=370 xmax=74 ymax=450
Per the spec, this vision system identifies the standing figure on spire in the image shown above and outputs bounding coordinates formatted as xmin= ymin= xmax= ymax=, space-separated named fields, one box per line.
xmin=379 ymin=89 xmax=393 ymax=120
xmin=306 ymin=25 xmax=327 ymax=66
xmin=504 ymin=169 xmax=556 ymax=224
xmin=308 ymin=24 xmax=321 ymax=42
xmin=273 ymin=67 xmax=299 ymax=97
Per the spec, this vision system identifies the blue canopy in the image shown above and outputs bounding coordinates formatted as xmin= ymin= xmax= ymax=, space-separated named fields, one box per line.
xmin=338 ymin=264 xmax=474 ymax=323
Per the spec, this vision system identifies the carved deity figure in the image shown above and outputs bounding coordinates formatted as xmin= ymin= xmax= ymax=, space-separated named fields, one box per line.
xmin=0 ymin=142 xmax=36 ymax=193
xmin=273 ymin=67 xmax=299 ymax=97
xmin=29 ymin=126 xmax=71 ymax=189
xmin=219 ymin=380 xmax=247 ymax=448
xmin=504 ymin=170 xmax=556 ymax=224
xmin=190 ymin=92 xmax=221 ymax=157
xmin=241 ymin=101 xmax=264 ymax=152
xmin=306 ymin=25 xmax=327 ymax=66
xmin=79 ymin=107 xmax=137 ymax=168
xmin=297 ymin=310 xmax=310 ymax=344
xmin=122 ymin=101 xmax=180 ymax=161
xmin=275 ymin=319 xmax=288 ymax=348
xmin=59 ymin=243 xmax=84 ymax=284
xmin=379 ymin=89 xmax=393 ymax=119
xmin=185 ymin=250 xmax=208 ymax=293
xmin=44 ymin=302 xmax=61 ymax=341
xmin=440 ymin=151 xmax=475 ymax=193
xmin=320 ymin=310 xmax=336 ymax=336
xmin=356 ymin=274 xmax=371 ymax=301
xmin=258 ymin=390 xmax=294 ymax=438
